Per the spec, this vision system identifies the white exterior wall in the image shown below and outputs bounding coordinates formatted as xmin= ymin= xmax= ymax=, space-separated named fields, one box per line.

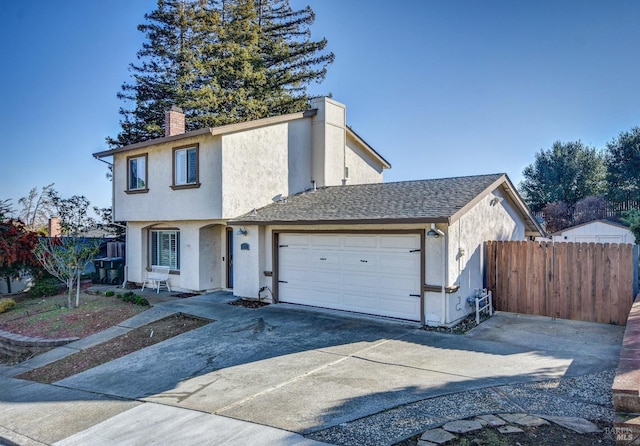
xmin=552 ymin=221 xmax=635 ymax=244
xmin=287 ymin=119 xmax=313 ymax=194
xmin=127 ymin=220 xmax=227 ymax=292
xmin=222 ymin=124 xmax=295 ymax=218
xmin=444 ymin=189 xmax=526 ymax=324
xmin=345 ymin=134 xmax=384 ymax=185
xmin=232 ymin=225 xmax=263 ymax=299
xmin=424 ymin=224 xmax=447 ymax=325
xmin=113 ymin=135 xmax=223 ymax=222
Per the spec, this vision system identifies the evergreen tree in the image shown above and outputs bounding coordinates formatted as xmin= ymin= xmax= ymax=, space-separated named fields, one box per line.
xmin=606 ymin=127 xmax=640 ymax=203
xmin=519 ymin=141 xmax=607 ymax=213
xmin=107 ymin=0 xmax=333 ymax=147
xmin=107 ymin=0 xmax=201 ymax=146
xmin=256 ymin=0 xmax=334 ymax=115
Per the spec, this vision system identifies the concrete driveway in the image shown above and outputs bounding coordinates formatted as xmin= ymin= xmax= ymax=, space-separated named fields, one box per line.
xmin=0 ymin=291 xmax=624 ymax=444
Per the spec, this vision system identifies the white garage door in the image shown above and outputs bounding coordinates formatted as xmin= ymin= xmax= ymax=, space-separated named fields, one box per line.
xmin=277 ymin=233 xmax=422 ymax=321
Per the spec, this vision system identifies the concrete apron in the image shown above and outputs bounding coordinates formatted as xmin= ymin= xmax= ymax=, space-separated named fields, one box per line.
xmin=1 ymin=293 xmax=625 ymax=444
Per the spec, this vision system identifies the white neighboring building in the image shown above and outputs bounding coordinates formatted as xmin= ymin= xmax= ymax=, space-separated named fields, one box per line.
xmin=551 ymin=220 xmax=636 ymax=245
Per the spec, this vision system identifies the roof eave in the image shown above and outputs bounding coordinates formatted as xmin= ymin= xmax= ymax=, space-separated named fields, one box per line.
xmin=93 ymin=109 xmax=318 ymax=159
xmin=447 ymin=174 xmax=545 ymax=237
xmin=346 ymin=127 xmax=391 ymax=169
xmin=229 ymin=216 xmax=450 ymax=226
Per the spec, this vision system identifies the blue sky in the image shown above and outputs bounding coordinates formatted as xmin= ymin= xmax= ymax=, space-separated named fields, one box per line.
xmin=2 ymin=0 xmax=640 ymax=213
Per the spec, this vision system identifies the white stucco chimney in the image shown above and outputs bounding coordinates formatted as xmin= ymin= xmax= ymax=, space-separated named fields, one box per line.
xmin=309 ymin=97 xmax=346 ymax=188
xmin=165 ymin=106 xmax=185 ymax=137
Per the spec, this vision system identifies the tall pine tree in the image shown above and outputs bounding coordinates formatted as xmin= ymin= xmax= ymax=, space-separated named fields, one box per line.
xmin=107 ymin=0 xmax=333 ymax=147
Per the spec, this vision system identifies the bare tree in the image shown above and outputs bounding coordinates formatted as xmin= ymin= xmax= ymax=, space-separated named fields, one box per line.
xmin=0 ymin=199 xmax=14 ymax=221
xmin=33 ymin=192 xmax=101 ymax=308
xmin=34 ymin=237 xmax=99 ymax=309
xmin=18 ymin=184 xmax=56 ymax=232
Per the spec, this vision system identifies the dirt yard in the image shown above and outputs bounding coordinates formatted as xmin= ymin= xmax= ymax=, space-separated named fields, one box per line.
xmin=0 ymin=283 xmax=208 ymax=371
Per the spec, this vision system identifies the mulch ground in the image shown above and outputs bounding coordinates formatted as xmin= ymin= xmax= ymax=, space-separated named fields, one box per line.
xmin=228 ymin=298 xmax=270 ymax=309
xmin=16 ymin=313 xmax=210 ymax=384
xmin=0 ymin=288 xmax=146 ymax=340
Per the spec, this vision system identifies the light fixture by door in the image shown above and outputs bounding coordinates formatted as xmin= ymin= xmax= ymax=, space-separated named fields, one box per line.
xmin=236 ymin=228 xmax=248 ymax=236
xmin=427 ymin=223 xmax=444 ymax=238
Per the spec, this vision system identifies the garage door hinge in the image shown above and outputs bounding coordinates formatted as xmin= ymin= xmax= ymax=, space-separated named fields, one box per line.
xmin=279 ymin=245 xmax=288 ymax=248
xmin=409 ymin=294 xmax=421 ymax=297
xmin=279 ymin=280 xmax=288 ymax=283
xmin=409 ymin=249 xmax=421 ymax=253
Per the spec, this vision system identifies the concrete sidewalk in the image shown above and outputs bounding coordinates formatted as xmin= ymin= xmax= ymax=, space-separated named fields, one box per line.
xmin=0 ymin=291 xmax=625 ymax=445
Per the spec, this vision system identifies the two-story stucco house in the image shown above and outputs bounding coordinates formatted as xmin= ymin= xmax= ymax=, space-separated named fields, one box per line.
xmin=95 ymin=97 xmax=543 ymax=326
xmin=93 ymin=97 xmax=390 ymax=293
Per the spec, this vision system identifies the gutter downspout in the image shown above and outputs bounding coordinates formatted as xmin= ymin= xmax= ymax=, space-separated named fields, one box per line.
xmin=440 ymin=228 xmax=448 ymax=326
xmin=95 ymin=155 xmax=126 ymax=288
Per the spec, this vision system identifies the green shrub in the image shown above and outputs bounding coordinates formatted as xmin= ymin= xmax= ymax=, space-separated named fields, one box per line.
xmin=122 ymin=291 xmax=135 ymax=302
xmin=115 ymin=293 xmax=123 ymax=299
xmin=135 ymin=296 xmax=150 ymax=306
xmin=104 ymin=291 xmax=115 ymax=297
xmin=0 ymin=298 xmax=16 ymax=314
xmin=29 ymin=277 xmax=62 ymax=298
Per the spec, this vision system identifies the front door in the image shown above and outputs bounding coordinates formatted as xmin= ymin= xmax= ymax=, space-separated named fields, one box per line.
xmin=226 ymin=227 xmax=233 ymax=288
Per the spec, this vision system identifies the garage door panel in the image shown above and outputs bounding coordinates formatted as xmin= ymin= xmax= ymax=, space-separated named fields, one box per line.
xmin=281 ymin=234 xmax=312 ymax=247
xmin=342 ymin=253 xmax=378 ymax=270
xmin=282 ymin=287 xmax=341 ymax=307
xmin=280 ymin=249 xmax=309 ymax=265
xmin=380 ymin=254 xmax=420 ymax=272
xmin=309 ymin=289 xmax=342 ymax=306
xmin=341 ymin=291 xmax=420 ymax=320
xmin=309 ymin=254 xmax=340 ymax=269
xmin=380 ymin=235 xmax=420 ymax=249
xmin=343 ymin=235 xmax=378 ymax=248
xmin=376 ymin=277 xmax=420 ymax=296
xmin=284 ymin=274 xmax=339 ymax=291
xmin=308 ymin=235 xmax=342 ymax=247
xmin=279 ymin=233 xmax=421 ymax=321
xmin=341 ymin=272 xmax=379 ymax=290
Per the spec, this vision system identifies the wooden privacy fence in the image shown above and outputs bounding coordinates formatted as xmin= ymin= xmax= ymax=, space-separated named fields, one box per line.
xmin=485 ymin=240 xmax=638 ymax=325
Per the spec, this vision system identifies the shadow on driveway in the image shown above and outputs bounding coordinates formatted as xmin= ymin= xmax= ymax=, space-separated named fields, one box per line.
xmin=0 ymin=292 xmax=625 ymax=437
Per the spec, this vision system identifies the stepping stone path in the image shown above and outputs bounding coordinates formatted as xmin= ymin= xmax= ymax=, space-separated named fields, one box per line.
xmin=497 ymin=425 xmax=524 ymax=434
xmin=441 ymin=419 xmax=482 ymax=433
xmin=415 ymin=412 xmax=601 ymax=445
xmin=419 ymin=428 xmax=456 ymax=444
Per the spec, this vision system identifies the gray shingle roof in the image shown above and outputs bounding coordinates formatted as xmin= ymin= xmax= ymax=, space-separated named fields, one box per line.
xmin=231 ymin=173 xmax=507 ymax=225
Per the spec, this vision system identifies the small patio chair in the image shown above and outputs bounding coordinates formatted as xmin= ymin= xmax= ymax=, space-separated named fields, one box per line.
xmin=141 ymin=265 xmax=171 ymax=294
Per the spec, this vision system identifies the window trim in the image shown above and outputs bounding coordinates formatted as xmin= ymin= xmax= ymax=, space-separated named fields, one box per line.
xmin=171 ymin=144 xmax=200 ymax=190
xmin=125 ymin=153 xmax=149 ymax=194
xmin=148 ymin=228 xmax=181 ymax=273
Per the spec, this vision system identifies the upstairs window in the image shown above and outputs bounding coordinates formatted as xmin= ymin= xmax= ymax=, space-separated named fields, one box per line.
xmin=127 ymin=154 xmax=147 ymax=192
xmin=150 ymin=229 xmax=180 ymax=270
xmin=172 ymin=145 xmax=199 ymax=189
